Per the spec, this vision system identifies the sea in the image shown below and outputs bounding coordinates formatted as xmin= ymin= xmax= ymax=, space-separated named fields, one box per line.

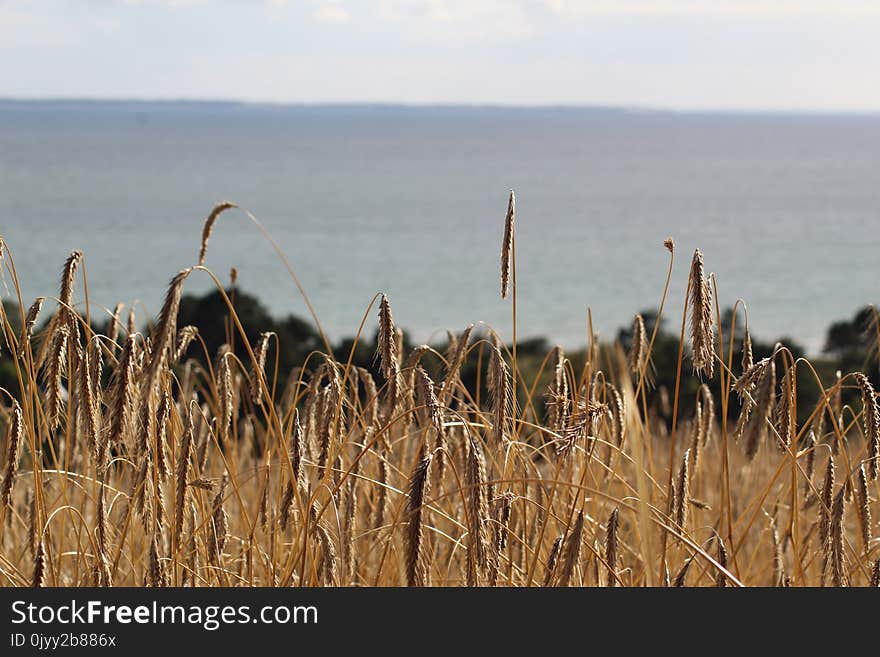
xmin=1 ymin=100 xmax=879 ymax=354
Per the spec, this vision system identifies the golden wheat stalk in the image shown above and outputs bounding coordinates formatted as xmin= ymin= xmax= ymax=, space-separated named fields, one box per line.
xmin=500 ymin=190 xmax=515 ymax=299
xmin=687 ymin=249 xmax=715 ymax=378
xmin=198 ymin=201 xmax=238 ymax=266
xmin=405 ymin=451 xmax=433 ymax=587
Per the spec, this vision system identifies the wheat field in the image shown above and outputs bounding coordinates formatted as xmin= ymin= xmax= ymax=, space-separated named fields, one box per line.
xmin=0 ymin=193 xmax=878 ymax=588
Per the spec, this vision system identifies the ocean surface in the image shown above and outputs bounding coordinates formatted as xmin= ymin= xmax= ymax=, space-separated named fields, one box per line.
xmin=1 ymin=101 xmax=879 ymax=354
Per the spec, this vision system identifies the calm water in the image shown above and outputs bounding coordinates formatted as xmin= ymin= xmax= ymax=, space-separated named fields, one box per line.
xmin=1 ymin=101 xmax=879 ymax=353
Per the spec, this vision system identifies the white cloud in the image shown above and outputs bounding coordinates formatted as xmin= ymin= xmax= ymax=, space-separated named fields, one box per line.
xmin=0 ymin=7 xmax=30 ymax=28
xmin=94 ymin=17 xmax=121 ymax=33
xmin=313 ymin=2 xmax=349 ymax=23
xmin=544 ymin=0 xmax=880 ymax=17
xmin=118 ymin=0 xmax=209 ymax=8
xmin=378 ymin=0 xmax=533 ymax=41
xmin=0 ymin=6 xmax=80 ymax=49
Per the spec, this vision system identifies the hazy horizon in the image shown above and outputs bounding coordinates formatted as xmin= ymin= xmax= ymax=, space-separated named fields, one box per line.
xmin=3 ymin=97 xmax=880 ymax=117
xmin=3 ymin=1 xmax=880 ymax=113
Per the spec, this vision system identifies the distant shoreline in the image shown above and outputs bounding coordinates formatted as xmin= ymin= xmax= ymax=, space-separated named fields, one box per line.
xmin=2 ymin=97 xmax=880 ymax=119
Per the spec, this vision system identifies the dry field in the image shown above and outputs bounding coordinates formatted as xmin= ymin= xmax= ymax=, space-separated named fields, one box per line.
xmin=0 ymin=193 xmax=878 ymax=587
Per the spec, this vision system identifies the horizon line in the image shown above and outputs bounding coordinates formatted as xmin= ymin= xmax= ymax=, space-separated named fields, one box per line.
xmin=2 ymin=96 xmax=880 ymax=118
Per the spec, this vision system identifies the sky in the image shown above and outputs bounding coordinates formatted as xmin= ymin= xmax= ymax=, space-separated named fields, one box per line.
xmin=1 ymin=0 xmax=880 ymax=111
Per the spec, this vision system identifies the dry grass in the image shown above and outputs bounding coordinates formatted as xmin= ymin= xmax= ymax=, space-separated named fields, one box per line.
xmin=0 ymin=196 xmax=878 ymax=588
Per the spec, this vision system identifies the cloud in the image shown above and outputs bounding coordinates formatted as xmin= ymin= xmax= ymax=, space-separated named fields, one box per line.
xmin=377 ymin=0 xmax=534 ymax=41
xmin=268 ymin=0 xmax=351 ymax=24
xmin=94 ymin=17 xmax=121 ymax=33
xmin=0 ymin=6 xmax=80 ymax=49
xmin=543 ymin=0 xmax=880 ymax=17
xmin=117 ymin=0 xmax=209 ymax=8
xmin=312 ymin=2 xmax=349 ymax=23
xmin=0 ymin=7 xmax=30 ymax=28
